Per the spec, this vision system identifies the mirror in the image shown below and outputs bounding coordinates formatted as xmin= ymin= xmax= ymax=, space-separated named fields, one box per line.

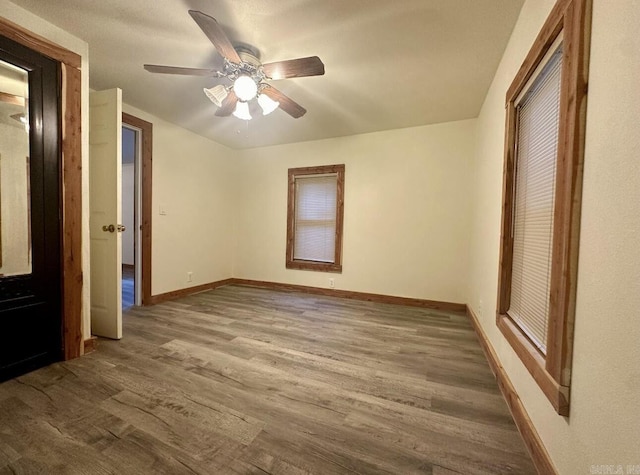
xmin=0 ymin=59 xmax=30 ymax=277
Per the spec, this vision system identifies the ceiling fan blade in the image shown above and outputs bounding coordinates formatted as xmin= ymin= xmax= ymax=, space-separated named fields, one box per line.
xmin=0 ymin=91 xmax=25 ymax=106
xmin=215 ymin=90 xmax=238 ymax=116
xmin=262 ymin=56 xmax=325 ymax=80
xmin=188 ymin=10 xmax=242 ymax=64
xmin=261 ymin=85 xmax=307 ymax=118
xmin=144 ymin=64 xmax=219 ymax=76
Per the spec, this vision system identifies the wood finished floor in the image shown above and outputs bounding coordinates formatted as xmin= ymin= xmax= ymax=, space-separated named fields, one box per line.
xmin=0 ymin=285 xmax=536 ymax=474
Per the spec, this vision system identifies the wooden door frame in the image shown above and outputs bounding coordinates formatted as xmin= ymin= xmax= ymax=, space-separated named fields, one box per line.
xmin=0 ymin=17 xmax=83 ymax=358
xmin=122 ymin=113 xmax=152 ymax=305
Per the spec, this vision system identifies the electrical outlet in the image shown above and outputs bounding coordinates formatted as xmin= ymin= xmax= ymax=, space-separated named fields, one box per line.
xmin=187 ymin=272 xmax=193 ymax=282
xmin=329 ymin=278 xmax=335 ymax=289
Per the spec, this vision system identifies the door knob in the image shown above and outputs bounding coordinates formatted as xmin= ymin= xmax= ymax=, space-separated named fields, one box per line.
xmin=102 ymin=224 xmax=126 ymax=233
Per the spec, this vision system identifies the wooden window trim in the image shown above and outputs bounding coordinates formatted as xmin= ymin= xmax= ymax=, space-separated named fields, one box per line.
xmin=496 ymin=0 xmax=591 ymax=416
xmin=286 ymin=164 xmax=344 ymax=273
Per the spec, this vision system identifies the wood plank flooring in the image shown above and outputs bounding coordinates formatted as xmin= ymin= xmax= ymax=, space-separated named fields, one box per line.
xmin=0 ymin=285 xmax=536 ymax=474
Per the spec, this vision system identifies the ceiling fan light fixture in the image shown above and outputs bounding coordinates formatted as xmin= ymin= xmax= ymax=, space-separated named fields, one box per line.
xmin=232 ymin=100 xmax=252 ymax=120
xmin=203 ymin=85 xmax=228 ymax=107
xmin=145 ymin=12 xmax=324 ymax=120
xmin=233 ymin=75 xmax=258 ymax=102
xmin=258 ymin=93 xmax=279 ymax=115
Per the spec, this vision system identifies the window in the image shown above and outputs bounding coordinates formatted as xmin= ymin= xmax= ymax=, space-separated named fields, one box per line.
xmin=286 ymin=165 xmax=344 ymax=272
xmin=496 ymin=0 xmax=591 ymax=416
xmin=509 ymin=41 xmax=563 ymax=355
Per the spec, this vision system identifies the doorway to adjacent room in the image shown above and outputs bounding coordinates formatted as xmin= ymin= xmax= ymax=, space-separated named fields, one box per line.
xmin=122 ymin=113 xmax=153 ymax=309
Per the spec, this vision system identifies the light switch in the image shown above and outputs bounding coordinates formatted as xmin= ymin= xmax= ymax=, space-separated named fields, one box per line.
xmin=159 ymin=205 xmax=167 ymax=216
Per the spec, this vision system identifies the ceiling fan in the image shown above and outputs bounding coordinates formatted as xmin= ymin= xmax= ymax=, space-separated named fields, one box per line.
xmin=144 ymin=10 xmax=325 ymax=120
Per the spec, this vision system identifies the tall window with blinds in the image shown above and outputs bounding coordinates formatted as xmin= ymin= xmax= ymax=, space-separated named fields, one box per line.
xmin=294 ymin=175 xmax=337 ymax=263
xmin=286 ymin=165 xmax=344 ymax=272
xmin=496 ymin=0 xmax=591 ymax=416
xmin=508 ymin=44 xmax=563 ymax=354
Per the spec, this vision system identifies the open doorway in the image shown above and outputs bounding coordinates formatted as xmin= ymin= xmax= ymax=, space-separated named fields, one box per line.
xmin=122 ymin=112 xmax=152 ymax=307
xmin=121 ymin=125 xmax=136 ymax=308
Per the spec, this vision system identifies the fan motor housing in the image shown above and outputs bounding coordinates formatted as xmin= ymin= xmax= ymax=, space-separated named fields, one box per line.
xmin=235 ymin=43 xmax=261 ymax=66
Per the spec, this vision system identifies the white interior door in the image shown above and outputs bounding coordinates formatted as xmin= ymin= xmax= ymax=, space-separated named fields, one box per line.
xmin=89 ymin=88 xmax=123 ymax=339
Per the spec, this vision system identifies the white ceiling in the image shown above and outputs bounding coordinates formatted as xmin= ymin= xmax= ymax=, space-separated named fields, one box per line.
xmin=9 ymin=0 xmax=524 ymax=149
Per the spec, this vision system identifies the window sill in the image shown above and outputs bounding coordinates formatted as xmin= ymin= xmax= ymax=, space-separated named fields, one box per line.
xmin=496 ymin=313 xmax=570 ymax=416
xmin=286 ymin=260 xmax=342 ymax=273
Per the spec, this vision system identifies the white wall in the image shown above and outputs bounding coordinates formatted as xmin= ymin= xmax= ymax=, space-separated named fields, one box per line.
xmin=0 ymin=1 xmax=91 ymax=339
xmin=234 ymin=120 xmax=475 ymax=304
xmin=122 ymin=104 xmax=236 ymax=296
xmin=467 ymin=0 xmax=640 ymax=472
xmin=121 ymin=163 xmax=134 ymax=266
xmin=121 ymin=126 xmax=135 ymax=266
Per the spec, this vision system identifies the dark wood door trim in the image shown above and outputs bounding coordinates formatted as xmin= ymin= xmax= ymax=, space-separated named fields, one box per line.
xmin=0 ymin=16 xmax=83 ymax=359
xmin=122 ymin=112 xmax=152 ymax=306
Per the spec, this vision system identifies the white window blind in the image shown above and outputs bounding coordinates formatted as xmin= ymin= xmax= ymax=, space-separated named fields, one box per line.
xmin=508 ymin=44 xmax=563 ymax=354
xmin=293 ymin=174 xmax=337 ymax=263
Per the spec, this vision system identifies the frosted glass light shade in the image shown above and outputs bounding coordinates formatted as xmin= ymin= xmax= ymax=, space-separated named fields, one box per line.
xmin=233 ymin=75 xmax=258 ymax=101
xmin=203 ymin=85 xmax=228 ymax=107
xmin=258 ymin=93 xmax=279 ymax=115
xmin=232 ymin=101 xmax=252 ymax=120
